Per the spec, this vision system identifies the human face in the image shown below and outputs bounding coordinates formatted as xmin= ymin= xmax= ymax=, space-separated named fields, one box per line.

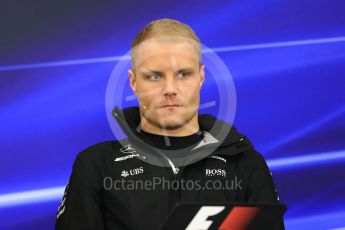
xmin=128 ymin=38 xmax=205 ymax=136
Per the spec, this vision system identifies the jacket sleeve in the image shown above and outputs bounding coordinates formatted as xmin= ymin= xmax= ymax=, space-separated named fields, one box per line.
xmin=246 ymin=151 xmax=280 ymax=203
xmin=245 ymin=151 xmax=285 ymax=230
xmin=55 ymin=153 xmax=104 ymax=230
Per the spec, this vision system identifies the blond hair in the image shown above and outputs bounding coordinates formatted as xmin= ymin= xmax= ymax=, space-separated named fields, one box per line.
xmin=130 ymin=18 xmax=201 ymax=67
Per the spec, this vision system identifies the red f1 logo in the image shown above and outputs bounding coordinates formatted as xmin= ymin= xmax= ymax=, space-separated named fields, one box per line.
xmin=186 ymin=206 xmax=260 ymax=230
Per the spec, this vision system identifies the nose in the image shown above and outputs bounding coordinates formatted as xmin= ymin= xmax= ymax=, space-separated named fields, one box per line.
xmin=163 ymin=76 xmax=178 ymax=96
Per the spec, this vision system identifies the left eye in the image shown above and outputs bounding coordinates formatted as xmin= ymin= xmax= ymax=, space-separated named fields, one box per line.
xmin=177 ymin=72 xmax=191 ymax=79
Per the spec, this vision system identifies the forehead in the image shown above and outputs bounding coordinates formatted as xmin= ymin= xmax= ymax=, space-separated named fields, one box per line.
xmin=133 ymin=39 xmax=200 ymax=70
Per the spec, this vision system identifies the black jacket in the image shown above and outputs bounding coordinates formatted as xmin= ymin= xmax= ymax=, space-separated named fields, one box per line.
xmin=55 ymin=106 xmax=284 ymax=230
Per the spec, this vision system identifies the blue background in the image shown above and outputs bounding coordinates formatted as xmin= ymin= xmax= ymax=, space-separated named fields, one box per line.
xmin=1 ymin=0 xmax=345 ymax=229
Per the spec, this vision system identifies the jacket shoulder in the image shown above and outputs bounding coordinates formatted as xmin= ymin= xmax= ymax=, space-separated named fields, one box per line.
xmin=242 ymin=149 xmax=268 ymax=165
xmin=75 ymin=139 xmax=125 ymax=162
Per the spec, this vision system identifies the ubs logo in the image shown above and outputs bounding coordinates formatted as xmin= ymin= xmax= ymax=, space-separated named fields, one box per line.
xmin=121 ymin=166 xmax=144 ymax=177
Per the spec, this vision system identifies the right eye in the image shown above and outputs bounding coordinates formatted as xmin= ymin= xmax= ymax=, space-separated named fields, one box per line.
xmin=148 ymin=74 xmax=161 ymax=81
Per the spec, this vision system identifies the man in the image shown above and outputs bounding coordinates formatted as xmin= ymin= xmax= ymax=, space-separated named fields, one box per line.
xmin=55 ymin=19 xmax=284 ymax=230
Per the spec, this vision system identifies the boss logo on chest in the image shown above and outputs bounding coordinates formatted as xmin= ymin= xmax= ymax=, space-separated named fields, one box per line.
xmin=205 ymin=168 xmax=227 ymax=177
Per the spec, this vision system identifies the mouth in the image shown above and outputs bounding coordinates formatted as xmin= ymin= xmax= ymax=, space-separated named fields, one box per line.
xmin=161 ymin=104 xmax=181 ymax=109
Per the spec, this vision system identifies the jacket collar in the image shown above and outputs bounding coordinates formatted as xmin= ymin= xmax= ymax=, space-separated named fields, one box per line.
xmin=112 ymin=106 xmax=252 ymax=157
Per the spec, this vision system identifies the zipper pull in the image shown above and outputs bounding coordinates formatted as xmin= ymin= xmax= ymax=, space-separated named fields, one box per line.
xmin=173 ymin=167 xmax=179 ymax=175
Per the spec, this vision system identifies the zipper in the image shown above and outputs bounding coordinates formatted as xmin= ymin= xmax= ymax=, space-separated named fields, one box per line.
xmin=114 ymin=107 xmax=183 ymax=212
xmin=168 ymin=163 xmax=184 ymax=212
xmin=113 ymin=108 xmax=180 ymax=175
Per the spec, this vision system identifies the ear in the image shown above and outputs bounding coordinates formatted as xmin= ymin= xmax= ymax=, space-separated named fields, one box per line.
xmin=128 ymin=69 xmax=137 ymax=95
xmin=199 ymin=64 xmax=205 ymax=88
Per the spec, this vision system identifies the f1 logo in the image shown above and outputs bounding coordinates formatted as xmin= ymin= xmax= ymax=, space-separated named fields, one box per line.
xmin=186 ymin=206 xmax=260 ymax=230
xmin=186 ymin=206 xmax=225 ymax=230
